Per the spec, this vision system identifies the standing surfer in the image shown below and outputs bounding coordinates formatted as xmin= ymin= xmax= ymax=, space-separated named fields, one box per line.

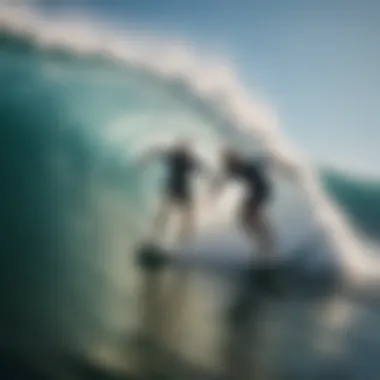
xmin=210 ymin=148 xmax=297 ymax=265
xmin=140 ymin=138 xmax=207 ymax=250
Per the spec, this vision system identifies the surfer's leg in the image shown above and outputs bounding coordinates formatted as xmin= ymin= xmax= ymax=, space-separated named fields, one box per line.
xmin=252 ymin=211 xmax=275 ymax=261
xmin=152 ymin=196 xmax=173 ymax=243
xmin=240 ymin=197 xmax=275 ymax=261
xmin=177 ymin=201 xmax=195 ymax=250
xmin=240 ymin=196 xmax=285 ymax=296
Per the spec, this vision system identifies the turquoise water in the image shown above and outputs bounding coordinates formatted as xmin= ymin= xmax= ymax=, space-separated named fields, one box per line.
xmin=1 ymin=26 xmax=380 ymax=379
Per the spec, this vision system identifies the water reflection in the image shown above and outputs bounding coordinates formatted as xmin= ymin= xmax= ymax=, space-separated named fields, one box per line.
xmin=136 ymin=248 xmax=284 ymax=380
xmin=133 ymin=249 xmax=371 ymax=380
xmin=136 ymin=247 xmax=198 ymax=378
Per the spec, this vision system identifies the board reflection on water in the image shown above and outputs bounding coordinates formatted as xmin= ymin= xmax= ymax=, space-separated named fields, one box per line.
xmin=1 ymin=102 xmax=380 ymax=380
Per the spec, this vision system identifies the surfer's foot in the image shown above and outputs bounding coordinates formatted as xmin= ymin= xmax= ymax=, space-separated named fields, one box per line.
xmin=245 ymin=264 xmax=285 ymax=298
xmin=136 ymin=243 xmax=169 ymax=271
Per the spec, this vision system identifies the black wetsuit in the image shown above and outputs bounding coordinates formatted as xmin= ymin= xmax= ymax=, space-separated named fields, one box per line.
xmin=164 ymin=149 xmax=199 ymax=205
xmin=227 ymin=159 xmax=271 ymax=209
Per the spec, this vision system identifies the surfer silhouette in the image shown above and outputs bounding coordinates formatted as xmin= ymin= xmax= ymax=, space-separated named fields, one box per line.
xmin=140 ymin=138 xmax=207 ymax=250
xmin=210 ymin=148 xmax=297 ymax=265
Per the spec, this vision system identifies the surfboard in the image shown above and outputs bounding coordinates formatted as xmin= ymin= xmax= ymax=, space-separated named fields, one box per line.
xmin=135 ymin=242 xmax=172 ymax=271
xmin=246 ymin=264 xmax=287 ymax=294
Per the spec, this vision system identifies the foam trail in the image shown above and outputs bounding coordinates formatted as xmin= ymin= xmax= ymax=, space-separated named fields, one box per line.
xmin=1 ymin=5 xmax=379 ymax=285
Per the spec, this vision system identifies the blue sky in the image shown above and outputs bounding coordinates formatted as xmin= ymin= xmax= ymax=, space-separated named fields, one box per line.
xmin=34 ymin=0 xmax=380 ymax=177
